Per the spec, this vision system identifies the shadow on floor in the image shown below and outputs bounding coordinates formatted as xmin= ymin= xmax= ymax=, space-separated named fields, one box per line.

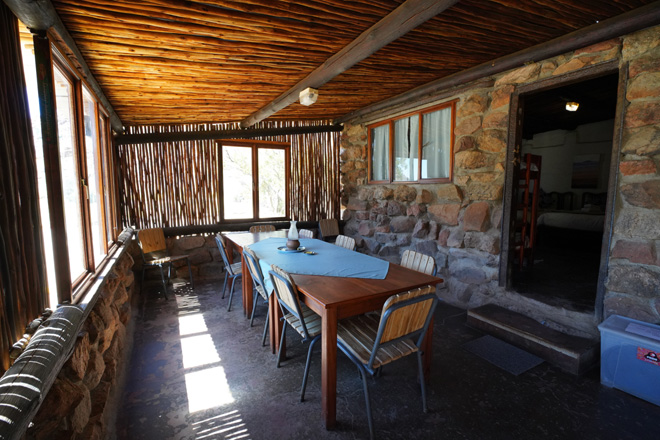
xmin=116 ymin=280 xmax=660 ymax=440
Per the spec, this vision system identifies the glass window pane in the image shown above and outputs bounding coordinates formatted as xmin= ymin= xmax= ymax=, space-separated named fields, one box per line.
xmin=394 ymin=115 xmax=419 ymax=181
xmin=54 ymin=66 xmax=85 ymax=280
xmin=370 ymin=124 xmax=389 ymax=181
xmin=222 ymin=145 xmax=253 ymax=220
xmin=21 ymin=31 xmax=58 ymax=308
xmin=83 ymin=86 xmax=106 ymax=267
xmin=258 ymin=149 xmax=285 ymax=218
xmin=422 ymin=107 xmax=452 ymax=179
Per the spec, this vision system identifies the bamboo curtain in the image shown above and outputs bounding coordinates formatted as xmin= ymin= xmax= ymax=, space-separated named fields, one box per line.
xmin=117 ymin=120 xmax=340 ymax=229
xmin=0 ymin=6 xmax=48 ymax=373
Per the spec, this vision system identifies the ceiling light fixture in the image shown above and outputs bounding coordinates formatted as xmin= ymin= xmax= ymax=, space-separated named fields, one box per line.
xmin=565 ymin=101 xmax=579 ymax=112
xmin=299 ymin=87 xmax=318 ymax=106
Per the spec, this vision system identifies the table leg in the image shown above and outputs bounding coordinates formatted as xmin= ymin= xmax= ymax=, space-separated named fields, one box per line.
xmin=268 ymin=294 xmax=285 ymax=357
xmin=321 ymin=307 xmax=337 ymax=429
xmin=241 ymin=253 xmax=253 ymax=318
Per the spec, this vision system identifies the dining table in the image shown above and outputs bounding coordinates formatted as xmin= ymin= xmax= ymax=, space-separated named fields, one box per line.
xmin=223 ymin=232 xmax=443 ymax=430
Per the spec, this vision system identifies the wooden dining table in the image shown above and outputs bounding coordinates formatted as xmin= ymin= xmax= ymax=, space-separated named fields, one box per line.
xmin=223 ymin=232 xmax=443 ymax=430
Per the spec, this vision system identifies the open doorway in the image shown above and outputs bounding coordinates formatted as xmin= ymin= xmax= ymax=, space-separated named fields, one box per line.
xmin=509 ymin=73 xmax=619 ymax=313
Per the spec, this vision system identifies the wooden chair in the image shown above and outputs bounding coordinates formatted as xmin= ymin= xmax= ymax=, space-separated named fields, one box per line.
xmin=269 ymin=265 xmax=322 ymax=401
xmin=249 ymin=224 xmax=276 ymax=233
xmin=215 ymin=234 xmax=242 ymax=311
xmin=137 ymin=228 xmax=193 ymax=298
xmin=335 ymin=234 xmax=356 ymax=251
xmin=299 ymin=228 xmax=314 ymax=239
xmin=318 ymin=218 xmax=339 ymax=241
xmin=243 ymin=247 xmax=270 ymax=346
xmin=307 ymin=285 xmax=438 ymax=440
xmin=401 ymin=249 xmax=437 ymax=276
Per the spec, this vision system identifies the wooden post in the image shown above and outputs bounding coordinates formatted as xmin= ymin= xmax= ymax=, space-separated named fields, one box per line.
xmin=33 ymin=31 xmax=72 ymax=304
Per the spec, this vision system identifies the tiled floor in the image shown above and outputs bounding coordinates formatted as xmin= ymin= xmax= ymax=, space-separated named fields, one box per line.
xmin=116 ymin=279 xmax=660 ymax=440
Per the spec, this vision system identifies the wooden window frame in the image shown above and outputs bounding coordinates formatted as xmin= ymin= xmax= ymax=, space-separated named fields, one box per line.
xmin=218 ymin=139 xmax=290 ymax=223
xmin=49 ymin=45 xmax=115 ymax=297
xmin=367 ymin=100 xmax=457 ymax=184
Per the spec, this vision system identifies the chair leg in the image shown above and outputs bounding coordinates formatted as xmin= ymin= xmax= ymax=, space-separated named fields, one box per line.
xmin=300 ymin=334 xmax=321 ymax=402
xmin=227 ymin=276 xmax=237 ymax=312
xmin=359 ymin=366 xmax=375 ymax=440
xmin=261 ymin=306 xmax=269 ymax=347
xmin=276 ymin=323 xmax=287 ymax=367
xmin=417 ymin=351 xmax=428 ymax=413
xmin=187 ymin=258 xmax=194 ymax=289
xmin=221 ymin=272 xmax=229 ymax=299
xmin=249 ymin=289 xmax=258 ymax=327
xmin=158 ymin=266 xmax=168 ymax=299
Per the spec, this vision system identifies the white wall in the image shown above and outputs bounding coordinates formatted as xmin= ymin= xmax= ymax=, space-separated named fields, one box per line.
xmin=521 ymin=119 xmax=614 ymax=210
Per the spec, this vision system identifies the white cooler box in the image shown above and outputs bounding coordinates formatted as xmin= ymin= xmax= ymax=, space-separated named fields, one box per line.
xmin=598 ymin=314 xmax=660 ymax=406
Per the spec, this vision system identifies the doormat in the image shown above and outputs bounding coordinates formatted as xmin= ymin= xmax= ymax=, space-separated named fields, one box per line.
xmin=462 ymin=335 xmax=544 ymax=376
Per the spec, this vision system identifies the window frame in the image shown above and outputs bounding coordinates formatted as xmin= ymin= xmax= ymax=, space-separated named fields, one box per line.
xmin=367 ymin=100 xmax=457 ymax=184
xmin=49 ymin=44 xmax=117 ymax=297
xmin=218 ymin=139 xmax=290 ymax=223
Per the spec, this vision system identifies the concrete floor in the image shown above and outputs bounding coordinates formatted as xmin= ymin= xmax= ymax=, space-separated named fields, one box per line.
xmin=116 ymin=279 xmax=660 ymax=440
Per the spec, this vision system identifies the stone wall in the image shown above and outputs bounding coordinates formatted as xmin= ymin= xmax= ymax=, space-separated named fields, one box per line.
xmin=169 ymin=234 xmax=224 ymax=281
xmin=340 ymin=25 xmax=660 ymax=332
xmin=26 ymin=249 xmax=136 ymax=440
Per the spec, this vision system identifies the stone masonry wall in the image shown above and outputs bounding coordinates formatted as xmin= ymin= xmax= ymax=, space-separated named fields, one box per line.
xmin=341 ymin=25 xmax=660 ymax=333
xmin=27 ymin=248 xmax=136 ymax=439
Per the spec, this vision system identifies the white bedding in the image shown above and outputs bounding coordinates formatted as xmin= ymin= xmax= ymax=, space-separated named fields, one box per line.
xmin=537 ymin=211 xmax=604 ymax=232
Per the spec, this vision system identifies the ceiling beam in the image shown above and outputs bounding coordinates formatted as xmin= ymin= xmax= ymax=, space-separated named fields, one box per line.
xmin=4 ymin=0 xmax=124 ymax=133
xmin=239 ymin=0 xmax=459 ymax=128
xmin=114 ymin=123 xmax=343 ymax=145
xmin=336 ymin=1 xmax=660 ymax=124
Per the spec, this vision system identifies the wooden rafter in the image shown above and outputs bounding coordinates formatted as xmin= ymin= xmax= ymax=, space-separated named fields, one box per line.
xmin=239 ymin=0 xmax=460 ymax=127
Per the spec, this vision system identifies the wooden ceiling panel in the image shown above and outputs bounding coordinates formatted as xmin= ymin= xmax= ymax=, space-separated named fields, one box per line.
xmin=48 ymin=0 xmax=656 ymax=126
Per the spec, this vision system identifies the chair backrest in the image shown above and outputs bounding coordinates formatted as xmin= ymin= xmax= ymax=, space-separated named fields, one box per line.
xmin=400 ymin=249 xmax=436 ymax=276
xmin=215 ymin=234 xmax=238 ymax=275
xmin=269 ymin=265 xmax=313 ymax=337
xmin=318 ymin=218 xmax=339 ymax=240
xmin=138 ymin=228 xmax=167 ymax=254
xmin=335 ymin=234 xmax=356 ymax=251
xmin=243 ymin=247 xmax=266 ymax=289
xmin=249 ymin=224 xmax=276 ymax=233
xmin=299 ymin=229 xmax=314 ymax=239
xmin=368 ymin=285 xmax=437 ymax=368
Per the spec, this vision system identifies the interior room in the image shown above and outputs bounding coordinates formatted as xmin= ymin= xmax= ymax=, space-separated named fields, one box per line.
xmin=1 ymin=1 xmax=660 ymax=439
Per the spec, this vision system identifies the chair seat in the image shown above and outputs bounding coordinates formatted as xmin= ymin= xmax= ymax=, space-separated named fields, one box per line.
xmin=145 ymin=254 xmax=189 ymax=265
xmin=230 ymin=261 xmax=243 ymax=274
xmin=284 ymin=303 xmax=322 ymax=339
xmin=338 ymin=314 xmax=418 ymax=369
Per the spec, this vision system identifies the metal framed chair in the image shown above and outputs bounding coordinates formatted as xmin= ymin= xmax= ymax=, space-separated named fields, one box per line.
xmin=269 ymin=265 xmax=322 ymax=401
xmin=299 ymin=228 xmax=314 ymax=239
xmin=243 ymin=247 xmax=270 ymax=346
xmin=137 ymin=228 xmax=193 ymax=298
xmin=249 ymin=224 xmax=276 ymax=233
xmin=318 ymin=218 xmax=339 ymax=241
xmin=401 ymin=249 xmax=437 ymax=276
xmin=335 ymin=234 xmax=356 ymax=251
xmin=306 ymin=285 xmax=438 ymax=440
xmin=215 ymin=234 xmax=242 ymax=311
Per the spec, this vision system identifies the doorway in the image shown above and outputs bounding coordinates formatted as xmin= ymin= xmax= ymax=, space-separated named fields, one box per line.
xmin=503 ymin=70 xmax=620 ymax=314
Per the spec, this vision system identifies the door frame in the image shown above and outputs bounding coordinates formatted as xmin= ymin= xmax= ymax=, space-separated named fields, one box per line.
xmin=498 ymin=59 xmax=626 ymax=321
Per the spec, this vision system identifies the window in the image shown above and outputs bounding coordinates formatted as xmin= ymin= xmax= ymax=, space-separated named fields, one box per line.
xmin=220 ymin=141 xmax=289 ymax=221
xmin=20 ymin=29 xmax=116 ymax=304
xmin=368 ymin=101 xmax=456 ymax=183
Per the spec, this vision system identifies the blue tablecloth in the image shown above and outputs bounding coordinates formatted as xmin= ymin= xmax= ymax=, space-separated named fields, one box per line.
xmin=247 ymin=237 xmax=389 ymax=292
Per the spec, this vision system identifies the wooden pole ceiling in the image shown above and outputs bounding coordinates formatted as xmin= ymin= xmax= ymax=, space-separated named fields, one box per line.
xmin=239 ymin=0 xmax=460 ymax=128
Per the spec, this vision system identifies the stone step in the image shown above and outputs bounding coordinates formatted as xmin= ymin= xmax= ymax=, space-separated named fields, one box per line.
xmin=466 ymin=304 xmax=599 ymax=375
